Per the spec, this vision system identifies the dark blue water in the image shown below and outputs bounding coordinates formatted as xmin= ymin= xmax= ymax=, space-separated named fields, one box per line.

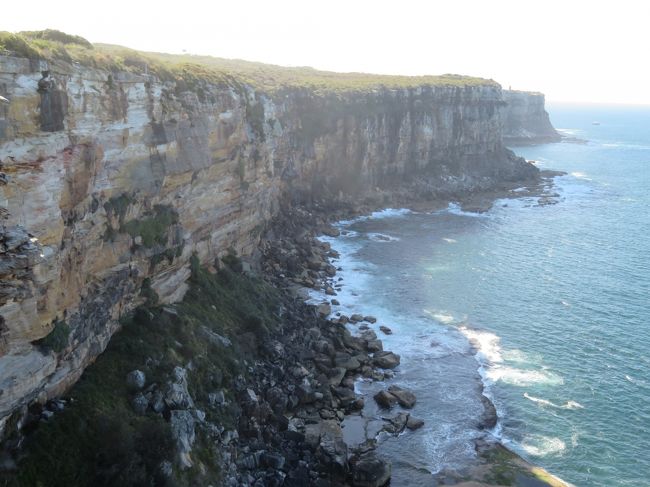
xmin=321 ymin=105 xmax=650 ymax=486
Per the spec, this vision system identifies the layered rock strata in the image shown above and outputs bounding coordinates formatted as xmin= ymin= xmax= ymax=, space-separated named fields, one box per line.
xmin=502 ymin=90 xmax=561 ymax=145
xmin=0 ymin=53 xmax=538 ymax=430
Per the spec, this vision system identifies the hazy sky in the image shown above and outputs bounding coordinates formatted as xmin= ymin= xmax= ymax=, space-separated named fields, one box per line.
xmin=5 ymin=0 xmax=650 ymax=104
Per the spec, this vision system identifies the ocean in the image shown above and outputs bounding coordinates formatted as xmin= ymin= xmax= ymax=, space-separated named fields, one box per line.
xmin=318 ymin=104 xmax=650 ymax=486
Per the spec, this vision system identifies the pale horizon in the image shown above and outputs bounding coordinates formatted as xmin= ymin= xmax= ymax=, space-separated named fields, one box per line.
xmin=4 ymin=0 xmax=650 ymax=105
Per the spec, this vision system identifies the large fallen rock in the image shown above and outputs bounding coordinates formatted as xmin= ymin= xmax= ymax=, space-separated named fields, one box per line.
xmin=374 ymin=390 xmax=398 ymax=409
xmin=372 ymin=351 xmax=401 ymax=369
xmin=352 ymin=454 xmax=391 ymax=487
xmin=387 ymin=385 xmax=416 ymax=408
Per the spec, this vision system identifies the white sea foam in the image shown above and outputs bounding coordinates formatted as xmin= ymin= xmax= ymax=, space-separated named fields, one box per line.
xmin=442 ymin=237 xmax=457 ymax=243
xmin=428 ymin=311 xmax=457 ymax=325
xmin=487 ymin=367 xmax=564 ymax=387
xmin=446 ymin=202 xmax=488 ymax=218
xmin=570 ymin=171 xmax=592 ymax=180
xmin=520 ymin=435 xmax=566 ymax=457
xmin=337 ymin=207 xmax=412 ymax=226
xmin=524 ymin=393 xmax=584 ymax=409
xmin=459 ymin=326 xmax=503 ymax=364
xmin=459 ymin=327 xmax=564 ymax=386
xmin=367 ymin=233 xmax=400 ymax=242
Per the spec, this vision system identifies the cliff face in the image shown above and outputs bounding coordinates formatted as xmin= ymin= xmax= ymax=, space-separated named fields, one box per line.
xmin=0 ymin=55 xmax=536 ymax=430
xmin=502 ymin=90 xmax=561 ymax=145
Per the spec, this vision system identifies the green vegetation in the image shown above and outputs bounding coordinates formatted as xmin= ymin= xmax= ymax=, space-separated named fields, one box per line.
xmin=104 ymin=193 xmax=135 ymax=224
xmin=150 ymin=245 xmax=184 ymax=270
xmin=122 ymin=205 xmax=178 ymax=248
xmin=6 ymin=262 xmax=281 ymax=487
xmin=104 ymin=200 xmax=178 ymax=249
xmin=34 ymin=319 xmax=70 ymax=354
xmin=0 ymin=29 xmax=497 ymax=95
xmin=480 ymin=445 xmax=564 ymax=487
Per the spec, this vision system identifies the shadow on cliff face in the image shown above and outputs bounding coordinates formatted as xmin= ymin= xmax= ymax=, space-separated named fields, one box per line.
xmin=37 ymin=71 xmax=67 ymax=132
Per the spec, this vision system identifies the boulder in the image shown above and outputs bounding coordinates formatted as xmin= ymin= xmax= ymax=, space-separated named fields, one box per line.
xmin=387 ymin=385 xmax=416 ymax=408
xmin=406 ymin=416 xmax=425 ymax=430
xmin=170 ymin=410 xmax=196 ymax=469
xmin=126 ymin=370 xmax=146 ymax=390
xmin=383 ymin=412 xmax=409 ymax=434
xmin=328 ymin=367 xmax=347 ymax=386
xmin=317 ymin=303 xmax=332 ymax=316
xmin=320 ymin=226 xmax=341 ymax=237
xmin=350 ymin=314 xmax=363 ymax=323
xmin=372 ymin=351 xmax=400 ymax=369
xmin=352 ymin=454 xmax=391 ymax=487
xmin=379 ymin=326 xmax=393 ymax=335
xmin=164 ymin=367 xmax=195 ymax=410
xmin=132 ymin=393 xmax=149 ymax=415
xmin=363 ymin=316 xmax=377 ymax=323
xmin=334 ymin=352 xmax=361 ymax=371
xmin=373 ymin=390 xmax=398 ymax=409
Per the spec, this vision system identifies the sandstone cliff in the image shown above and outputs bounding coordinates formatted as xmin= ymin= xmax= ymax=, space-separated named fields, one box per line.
xmin=502 ymin=90 xmax=561 ymax=145
xmin=0 ymin=43 xmax=538 ymax=431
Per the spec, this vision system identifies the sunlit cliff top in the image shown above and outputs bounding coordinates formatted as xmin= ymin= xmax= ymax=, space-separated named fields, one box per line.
xmin=0 ymin=29 xmax=499 ymax=94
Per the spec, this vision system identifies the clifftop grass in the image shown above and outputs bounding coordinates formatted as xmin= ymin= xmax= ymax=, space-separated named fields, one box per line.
xmin=0 ymin=29 xmax=498 ymax=94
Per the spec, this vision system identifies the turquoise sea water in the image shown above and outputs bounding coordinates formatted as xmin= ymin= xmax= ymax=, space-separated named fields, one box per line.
xmin=322 ymin=105 xmax=650 ymax=486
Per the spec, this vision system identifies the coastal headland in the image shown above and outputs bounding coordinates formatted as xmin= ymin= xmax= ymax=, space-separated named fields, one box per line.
xmin=0 ymin=30 xmax=566 ymax=486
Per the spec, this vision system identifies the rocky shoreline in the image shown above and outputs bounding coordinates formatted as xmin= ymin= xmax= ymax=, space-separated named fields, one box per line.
xmin=0 ymin=174 xmax=570 ymax=487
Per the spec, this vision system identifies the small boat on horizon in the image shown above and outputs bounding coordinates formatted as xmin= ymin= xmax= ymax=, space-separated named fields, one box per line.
xmin=592 ymin=121 xmax=601 ymax=125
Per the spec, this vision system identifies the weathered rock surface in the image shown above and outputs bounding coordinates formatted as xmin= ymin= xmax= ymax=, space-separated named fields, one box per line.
xmin=387 ymin=385 xmax=417 ymax=408
xmin=372 ymin=351 xmax=401 ymax=369
xmin=502 ymin=90 xmax=561 ymax=145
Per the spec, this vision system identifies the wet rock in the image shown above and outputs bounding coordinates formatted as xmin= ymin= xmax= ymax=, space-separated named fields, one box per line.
xmin=383 ymin=412 xmax=409 ymax=434
xmin=363 ymin=316 xmax=377 ymax=323
xmin=320 ymin=226 xmax=341 ymax=237
xmin=373 ymin=390 xmax=398 ymax=409
xmin=406 ymin=416 xmax=424 ymax=430
xmin=317 ymin=303 xmax=332 ymax=316
xmin=387 ymin=385 xmax=416 ymax=408
xmin=350 ymin=314 xmax=363 ymax=323
xmin=126 ymin=369 xmax=146 ymax=390
xmin=372 ymin=351 xmax=400 ymax=369
xmin=379 ymin=326 xmax=393 ymax=335
xmin=331 ymin=299 xmax=340 ymax=305
xmin=479 ymin=395 xmax=498 ymax=430
xmin=365 ymin=339 xmax=383 ymax=353
xmin=352 ymin=454 xmax=391 ymax=487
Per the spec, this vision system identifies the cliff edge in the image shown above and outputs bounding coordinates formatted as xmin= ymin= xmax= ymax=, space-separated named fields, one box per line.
xmin=0 ymin=31 xmax=538 ymax=437
xmin=502 ymin=90 xmax=561 ymax=145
